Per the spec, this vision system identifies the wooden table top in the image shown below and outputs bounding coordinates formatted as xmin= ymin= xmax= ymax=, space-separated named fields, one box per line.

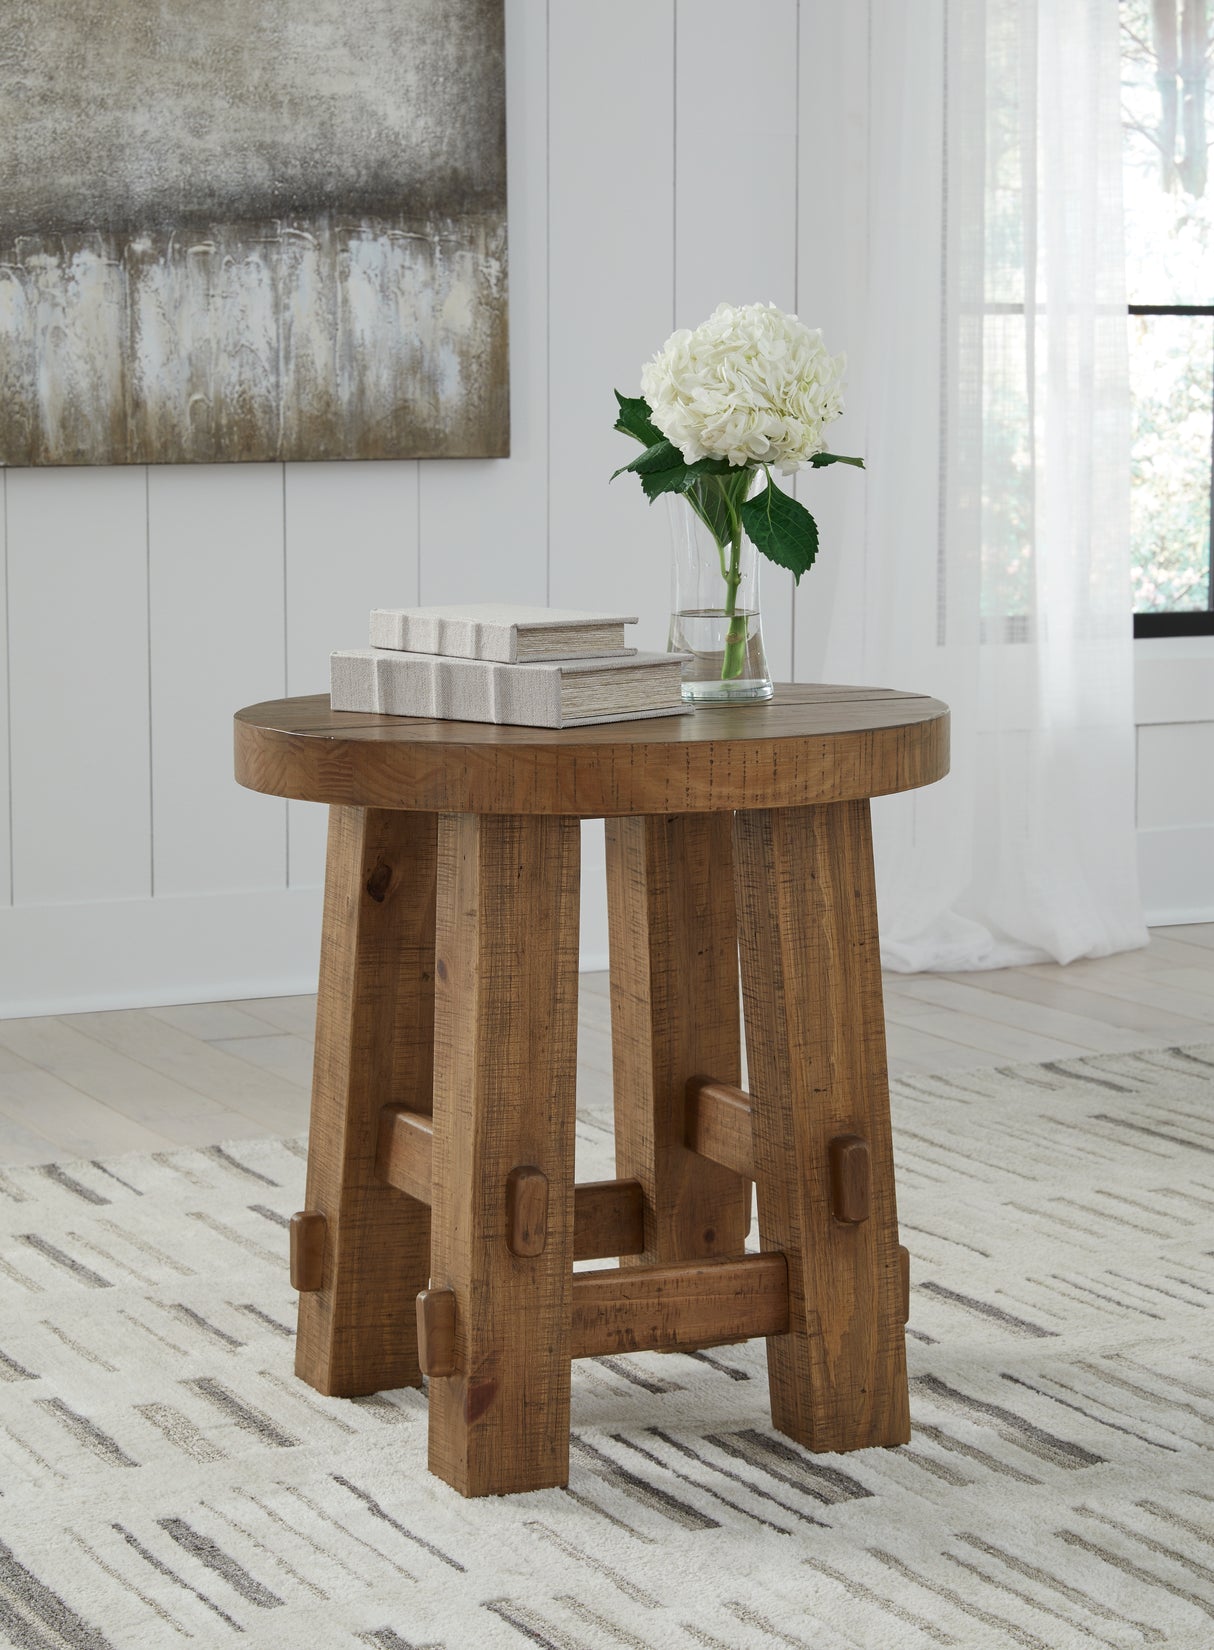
xmin=234 ymin=685 xmax=950 ymax=816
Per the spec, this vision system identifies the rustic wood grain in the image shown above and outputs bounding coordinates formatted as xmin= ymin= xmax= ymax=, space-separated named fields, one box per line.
xmin=427 ymin=812 xmax=581 ymax=1497
xmin=899 ymin=1244 xmax=911 ymax=1325
xmin=607 ymin=814 xmax=751 ymax=1268
xmin=416 ymin=1287 xmax=457 ymax=1379
xmin=289 ymin=1211 xmax=326 ymax=1293
xmin=242 ymin=683 xmax=946 ymax=1491
xmin=374 ymin=1104 xmax=433 ymax=1204
xmin=234 ymin=685 xmax=950 ymax=817
xmin=374 ymin=1112 xmax=645 ymax=1263
xmin=572 ymin=1178 xmax=647 ymax=1261
xmin=829 ymin=1135 xmax=872 ymax=1224
xmin=570 ymin=1253 xmax=788 ymax=1358
xmin=684 ymin=1078 xmax=755 ymax=1181
xmin=733 ymin=800 xmax=910 ymax=1453
xmin=420 ymin=1253 xmax=787 ymax=1367
xmin=506 ymin=1166 xmax=549 ymax=1258
xmin=295 ymin=806 xmax=436 ymax=1397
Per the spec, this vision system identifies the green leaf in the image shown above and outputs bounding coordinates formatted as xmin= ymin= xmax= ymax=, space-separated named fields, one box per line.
xmin=610 ymin=438 xmax=683 ymax=480
xmin=642 ymin=461 xmax=750 ymax=513
xmin=684 ymin=475 xmax=733 ymax=544
xmin=613 ymin=391 xmax=664 ymax=448
xmin=808 ymin=451 xmax=865 ymax=469
xmin=639 ymin=462 xmax=697 ymax=502
xmin=634 ymin=452 xmax=738 ymax=501
xmin=740 ymin=476 xmax=820 ymax=582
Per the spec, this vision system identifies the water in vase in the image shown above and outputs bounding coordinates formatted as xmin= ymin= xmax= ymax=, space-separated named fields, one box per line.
xmin=668 ymin=608 xmax=774 ymax=703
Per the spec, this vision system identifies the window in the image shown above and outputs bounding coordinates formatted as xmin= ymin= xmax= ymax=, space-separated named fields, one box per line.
xmin=1122 ymin=0 xmax=1214 ymax=636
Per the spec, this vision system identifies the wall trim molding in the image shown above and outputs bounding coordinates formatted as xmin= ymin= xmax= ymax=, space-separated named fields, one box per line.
xmin=1144 ymin=906 xmax=1214 ymax=928
xmin=0 ymin=887 xmax=324 ymax=1019
xmin=0 ymin=883 xmax=616 ymax=1019
xmin=0 ymin=855 xmax=1204 ymax=1020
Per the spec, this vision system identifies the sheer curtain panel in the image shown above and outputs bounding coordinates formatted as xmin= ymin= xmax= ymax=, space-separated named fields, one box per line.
xmin=810 ymin=0 xmax=1148 ymax=971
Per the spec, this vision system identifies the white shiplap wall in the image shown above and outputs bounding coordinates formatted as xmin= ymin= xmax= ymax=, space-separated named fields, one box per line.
xmin=0 ymin=1 xmax=1206 ymax=1016
xmin=0 ymin=0 xmax=808 ymax=1016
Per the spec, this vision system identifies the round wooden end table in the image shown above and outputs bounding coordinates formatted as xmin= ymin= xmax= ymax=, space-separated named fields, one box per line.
xmin=234 ymin=684 xmax=950 ymax=1498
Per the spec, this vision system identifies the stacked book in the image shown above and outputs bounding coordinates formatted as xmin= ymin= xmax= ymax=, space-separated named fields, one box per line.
xmin=331 ymin=604 xmax=691 ymax=728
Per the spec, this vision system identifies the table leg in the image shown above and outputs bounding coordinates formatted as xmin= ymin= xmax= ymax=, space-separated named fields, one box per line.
xmin=733 ymin=800 xmax=910 ymax=1452
xmin=606 ymin=815 xmax=750 ymax=1265
xmin=295 ymin=806 xmax=436 ymax=1397
xmin=427 ymin=813 xmax=580 ymax=1496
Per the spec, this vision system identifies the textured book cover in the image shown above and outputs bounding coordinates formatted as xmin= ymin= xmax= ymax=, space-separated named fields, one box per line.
xmin=331 ymin=648 xmax=690 ymax=728
xmin=368 ymin=603 xmax=639 ymax=663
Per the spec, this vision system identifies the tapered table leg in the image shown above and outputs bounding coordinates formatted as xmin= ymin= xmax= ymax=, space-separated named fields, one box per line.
xmin=427 ymin=813 xmax=581 ymax=1497
xmin=606 ymin=814 xmax=750 ymax=1265
xmin=733 ymin=800 xmax=910 ymax=1452
xmin=295 ymin=806 xmax=437 ymax=1397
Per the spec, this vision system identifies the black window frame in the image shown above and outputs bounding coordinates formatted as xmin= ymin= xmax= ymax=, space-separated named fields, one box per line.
xmin=1129 ymin=302 xmax=1214 ymax=637
xmin=980 ymin=298 xmax=1214 ymax=637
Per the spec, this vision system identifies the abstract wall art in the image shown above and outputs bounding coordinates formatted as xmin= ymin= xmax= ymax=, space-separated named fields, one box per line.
xmin=0 ymin=0 xmax=508 ymax=465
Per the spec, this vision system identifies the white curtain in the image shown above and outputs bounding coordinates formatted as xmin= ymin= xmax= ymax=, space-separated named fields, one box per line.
xmin=811 ymin=0 xmax=1148 ymax=971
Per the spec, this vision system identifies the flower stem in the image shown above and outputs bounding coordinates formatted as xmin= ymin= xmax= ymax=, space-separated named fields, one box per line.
xmin=720 ymin=489 xmax=749 ymax=681
xmin=686 ymin=473 xmax=752 ymax=681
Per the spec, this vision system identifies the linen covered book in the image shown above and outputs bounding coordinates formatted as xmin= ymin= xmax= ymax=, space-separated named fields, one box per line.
xmin=330 ymin=648 xmax=691 ymax=728
xmin=368 ymin=603 xmax=639 ymax=663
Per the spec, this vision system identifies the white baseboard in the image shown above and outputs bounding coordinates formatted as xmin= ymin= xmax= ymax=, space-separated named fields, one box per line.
xmin=3 ymin=820 xmax=1199 ymax=1019
xmin=0 ymin=883 xmax=614 ymax=1019
xmin=1144 ymin=907 xmax=1214 ymax=928
xmin=1137 ymin=824 xmax=1214 ymax=932
xmin=0 ymin=888 xmax=325 ymax=1018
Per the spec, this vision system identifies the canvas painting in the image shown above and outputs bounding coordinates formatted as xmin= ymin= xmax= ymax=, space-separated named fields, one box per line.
xmin=0 ymin=0 xmax=508 ymax=465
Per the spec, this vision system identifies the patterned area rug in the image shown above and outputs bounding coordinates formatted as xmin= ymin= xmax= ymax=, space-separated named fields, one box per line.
xmin=1 ymin=1045 xmax=1213 ymax=1650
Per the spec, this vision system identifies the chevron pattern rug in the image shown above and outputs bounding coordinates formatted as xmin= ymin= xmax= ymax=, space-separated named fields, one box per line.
xmin=0 ymin=1045 xmax=1212 ymax=1650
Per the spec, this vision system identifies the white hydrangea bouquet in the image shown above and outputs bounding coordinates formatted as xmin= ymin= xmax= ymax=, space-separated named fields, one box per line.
xmin=613 ymin=301 xmax=861 ymax=695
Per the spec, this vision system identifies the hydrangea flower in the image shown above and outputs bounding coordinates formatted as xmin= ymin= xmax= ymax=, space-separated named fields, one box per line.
xmin=640 ymin=302 xmax=846 ymax=475
xmin=613 ymin=302 xmax=862 ymax=684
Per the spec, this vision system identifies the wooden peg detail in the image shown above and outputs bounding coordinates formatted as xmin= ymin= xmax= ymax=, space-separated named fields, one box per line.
xmin=829 ymin=1135 xmax=872 ymax=1224
xmin=899 ymin=1245 xmax=910 ymax=1324
xmin=735 ymin=802 xmax=910 ymax=1454
xmin=427 ymin=811 xmax=580 ymax=1497
xmin=506 ymin=1166 xmax=549 ymax=1257
xmin=377 ymin=1125 xmax=644 ymax=1265
xmin=289 ymin=1211 xmax=326 ymax=1292
xmin=416 ymin=1287 xmax=457 ymax=1378
xmin=294 ymin=806 xmax=436 ymax=1398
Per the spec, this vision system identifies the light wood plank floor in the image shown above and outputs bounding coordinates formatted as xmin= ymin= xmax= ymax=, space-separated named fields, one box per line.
xmin=0 ymin=924 xmax=1211 ymax=1166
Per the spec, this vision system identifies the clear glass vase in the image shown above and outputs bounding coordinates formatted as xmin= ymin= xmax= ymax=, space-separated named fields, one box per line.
xmin=666 ymin=485 xmax=774 ymax=704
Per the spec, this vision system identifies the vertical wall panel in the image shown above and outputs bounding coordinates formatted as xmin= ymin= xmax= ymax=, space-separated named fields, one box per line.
xmin=284 ymin=459 xmax=420 ymax=887
xmin=547 ymin=4 xmax=676 ymax=648
xmin=794 ymin=0 xmax=872 ymax=682
xmin=1 ymin=10 xmax=1204 ymax=1016
xmin=418 ymin=0 xmax=549 ymax=606
xmin=0 ymin=474 xmax=9 ymax=905
xmin=675 ymin=0 xmax=800 ymax=681
xmin=149 ymin=464 xmax=286 ymax=896
xmin=285 ymin=463 xmax=420 ymax=698
xmin=7 ymin=467 xmax=151 ymax=903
